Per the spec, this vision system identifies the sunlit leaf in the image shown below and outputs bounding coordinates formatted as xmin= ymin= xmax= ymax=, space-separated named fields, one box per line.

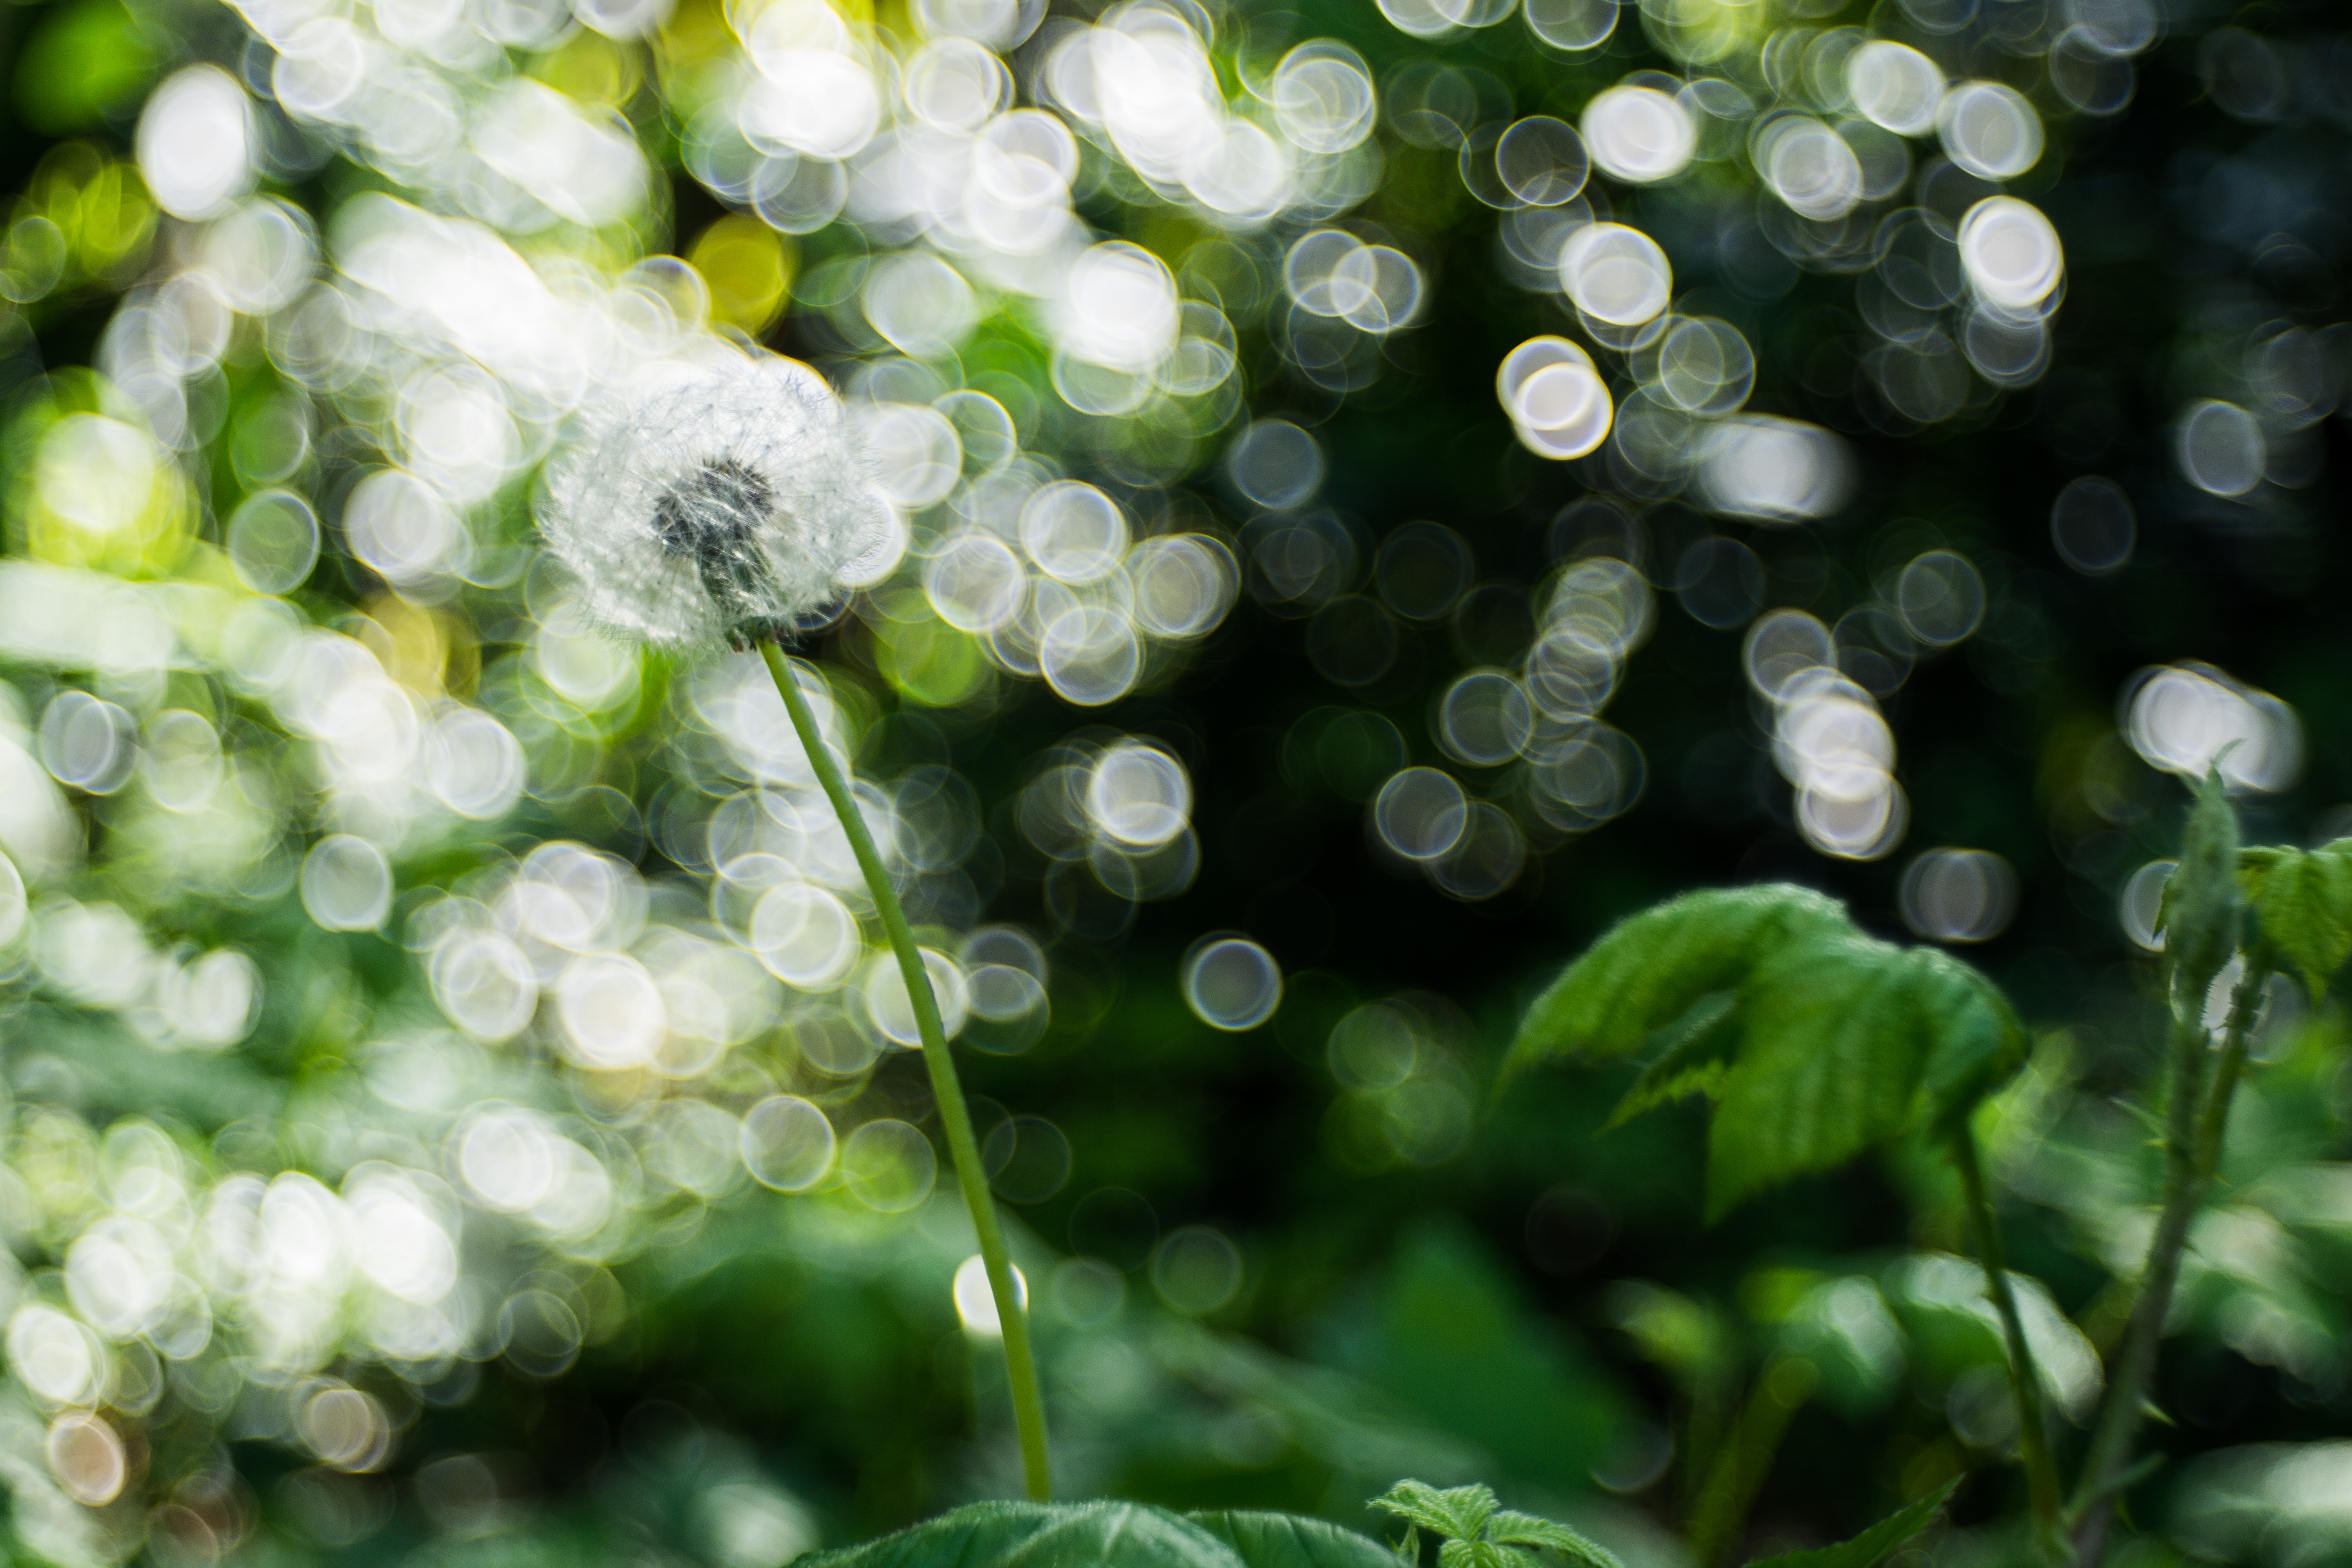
xmin=1484 ymin=1510 xmax=1624 ymax=1568
xmin=1366 ymin=1483 xmax=1618 ymax=1568
xmin=1189 ymin=1512 xmax=1396 ymax=1568
xmin=1509 ymin=887 xmax=1851 ymax=1065
xmin=1740 ymin=1478 xmax=1959 ymax=1567
xmin=1710 ymin=939 xmax=2015 ymax=1218
xmin=1370 ymin=1481 xmax=1499 ymax=1542
xmin=1509 ymin=885 xmax=2027 ymax=1220
xmin=2237 ymin=838 xmax=2352 ymax=996
xmin=801 ymin=1502 xmax=1244 ymax=1568
xmin=1437 ymin=1541 xmax=1517 ymax=1568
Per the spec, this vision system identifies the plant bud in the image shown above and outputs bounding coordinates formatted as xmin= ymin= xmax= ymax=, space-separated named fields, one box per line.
xmin=2167 ymin=766 xmax=2242 ymax=1000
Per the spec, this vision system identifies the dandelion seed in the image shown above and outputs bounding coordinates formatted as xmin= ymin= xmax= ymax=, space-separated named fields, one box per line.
xmin=539 ymin=349 xmax=897 ymax=656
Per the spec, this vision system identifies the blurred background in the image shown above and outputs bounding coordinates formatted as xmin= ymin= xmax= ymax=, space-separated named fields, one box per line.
xmin=0 ymin=0 xmax=2347 ymax=1562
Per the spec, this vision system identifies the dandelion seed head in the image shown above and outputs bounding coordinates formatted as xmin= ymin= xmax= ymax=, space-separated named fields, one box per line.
xmin=539 ymin=349 xmax=897 ymax=656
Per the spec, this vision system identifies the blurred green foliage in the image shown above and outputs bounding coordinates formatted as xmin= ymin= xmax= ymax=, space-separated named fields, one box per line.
xmin=0 ymin=0 xmax=2346 ymax=1562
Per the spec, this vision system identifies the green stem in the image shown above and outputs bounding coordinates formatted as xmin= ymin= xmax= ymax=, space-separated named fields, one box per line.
xmin=1951 ymin=1123 xmax=2065 ymax=1557
xmin=760 ymin=642 xmax=1053 ymax=1501
xmin=1686 ymin=1355 xmax=1815 ymax=1567
xmin=1677 ymin=1365 xmax=1733 ymax=1528
xmin=2067 ymin=964 xmax=2265 ymax=1562
xmin=2194 ymin=963 xmax=2267 ymax=1180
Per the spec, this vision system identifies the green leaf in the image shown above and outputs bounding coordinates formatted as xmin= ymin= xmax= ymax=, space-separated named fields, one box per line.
xmin=1913 ymin=951 xmax=2028 ymax=1113
xmin=1485 ymin=1511 xmax=1624 ymax=1568
xmin=1509 ymin=887 xmax=1851 ymax=1067
xmin=1188 ymin=1514 xmax=1397 ymax=1568
xmin=1604 ymin=992 xmax=1739 ymax=1129
xmin=2238 ymin=837 xmax=2352 ymax=995
xmin=1343 ymin=1224 xmax=1637 ymax=1490
xmin=801 ymin=1502 xmax=1245 ymax=1568
xmin=1740 ymin=1479 xmax=1960 ymax=1568
xmin=1371 ymin=1482 xmax=1499 ymax=1543
xmin=1437 ymin=1542 xmax=1518 ymax=1568
xmin=1712 ymin=941 xmax=2027 ymax=1218
xmin=1508 ymin=884 xmax=2027 ymax=1220
xmin=1706 ymin=936 xmax=1929 ymax=1219
xmin=1364 ymin=1485 xmax=1617 ymax=1568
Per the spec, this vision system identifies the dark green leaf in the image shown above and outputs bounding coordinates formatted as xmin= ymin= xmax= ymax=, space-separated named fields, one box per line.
xmin=1345 ymin=1225 xmax=1636 ymax=1489
xmin=1509 ymin=887 xmax=1851 ymax=1067
xmin=1370 ymin=1482 xmax=1498 ymax=1543
xmin=1188 ymin=1513 xmax=1397 ymax=1568
xmin=2238 ymin=838 xmax=2352 ymax=995
xmin=1485 ymin=1510 xmax=1624 ymax=1568
xmin=1740 ymin=1479 xmax=1960 ymax=1568
xmin=801 ymin=1502 xmax=1243 ymax=1568
xmin=1912 ymin=951 xmax=2028 ymax=1115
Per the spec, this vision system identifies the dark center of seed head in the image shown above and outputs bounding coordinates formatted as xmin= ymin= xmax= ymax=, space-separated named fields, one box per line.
xmin=652 ymin=457 xmax=772 ymax=559
xmin=650 ymin=458 xmax=790 ymax=648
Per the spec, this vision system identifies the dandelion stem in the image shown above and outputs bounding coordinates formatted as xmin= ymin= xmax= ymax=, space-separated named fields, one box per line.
xmin=759 ymin=641 xmax=1053 ymax=1502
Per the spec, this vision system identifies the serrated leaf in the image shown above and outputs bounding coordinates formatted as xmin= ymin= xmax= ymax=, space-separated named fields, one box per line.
xmin=1371 ymin=1482 xmax=1499 ymax=1543
xmin=1436 ymin=1541 xmax=1517 ymax=1568
xmin=1704 ymin=936 xmax=1928 ymax=1220
xmin=801 ymin=1501 xmax=1245 ymax=1568
xmin=1605 ymin=992 xmax=1739 ymax=1129
xmin=1485 ymin=1511 xmax=1624 ymax=1568
xmin=2229 ymin=845 xmax=2289 ymax=895
xmin=1189 ymin=1513 xmax=1398 ymax=1568
xmin=2238 ymin=838 xmax=2352 ymax=996
xmin=1509 ymin=887 xmax=1851 ymax=1067
xmin=1740 ymin=1479 xmax=1959 ymax=1568
xmin=1922 ymin=955 xmax=2030 ymax=1113
xmin=1510 ymin=885 xmax=2026 ymax=1220
xmin=1714 ymin=942 xmax=2024 ymax=1221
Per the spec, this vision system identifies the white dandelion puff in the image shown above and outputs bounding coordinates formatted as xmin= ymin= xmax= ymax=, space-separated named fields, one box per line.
xmin=538 ymin=348 xmax=898 ymax=656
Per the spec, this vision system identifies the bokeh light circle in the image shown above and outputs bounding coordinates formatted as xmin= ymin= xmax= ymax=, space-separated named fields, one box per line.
xmin=1899 ymin=848 xmax=2020 ymax=942
xmin=1180 ymin=937 xmax=1282 ymax=1031
xmin=741 ymin=1096 xmax=837 ymax=1192
xmin=1582 ymin=85 xmax=1696 ymax=184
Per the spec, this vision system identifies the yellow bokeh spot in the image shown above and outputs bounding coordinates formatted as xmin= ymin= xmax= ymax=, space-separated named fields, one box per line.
xmin=655 ymin=0 xmax=735 ymax=107
xmin=358 ymin=595 xmax=478 ymax=698
xmin=28 ymin=142 xmax=156 ymax=282
xmin=1646 ymin=0 xmax=1768 ymax=67
xmin=875 ymin=603 xmax=990 ymax=709
xmin=7 ymin=372 xmax=190 ymax=577
xmin=689 ymin=214 xmax=795 ymax=335
xmin=532 ymin=31 xmax=642 ymax=109
xmin=37 ymin=413 xmax=155 ymax=533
